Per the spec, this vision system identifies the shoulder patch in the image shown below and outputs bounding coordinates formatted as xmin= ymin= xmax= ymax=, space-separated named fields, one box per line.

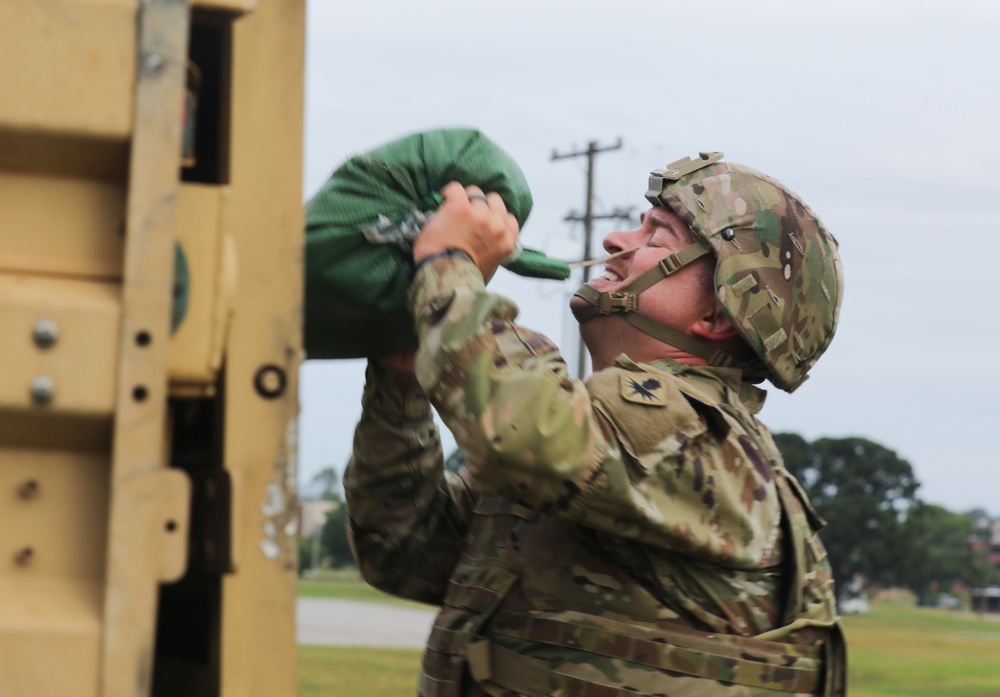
xmin=620 ymin=372 xmax=668 ymax=407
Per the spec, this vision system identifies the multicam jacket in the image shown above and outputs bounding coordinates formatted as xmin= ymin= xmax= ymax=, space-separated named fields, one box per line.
xmin=345 ymin=257 xmax=845 ymax=697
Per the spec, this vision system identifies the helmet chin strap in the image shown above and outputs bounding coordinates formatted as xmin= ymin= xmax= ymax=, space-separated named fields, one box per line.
xmin=571 ymin=241 xmax=744 ymax=370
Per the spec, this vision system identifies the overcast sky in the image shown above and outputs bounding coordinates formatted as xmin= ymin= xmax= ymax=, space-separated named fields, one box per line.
xmin=297 ymin=0 xmax=1000 ymax=515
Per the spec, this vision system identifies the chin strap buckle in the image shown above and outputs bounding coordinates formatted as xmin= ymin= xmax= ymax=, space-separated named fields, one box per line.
xmin=597 ymin=292 xmax=638 ymax=315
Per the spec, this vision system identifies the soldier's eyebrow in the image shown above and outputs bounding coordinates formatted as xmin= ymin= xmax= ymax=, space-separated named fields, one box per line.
xmin=646 ymin=208 xmax=685 ymax=241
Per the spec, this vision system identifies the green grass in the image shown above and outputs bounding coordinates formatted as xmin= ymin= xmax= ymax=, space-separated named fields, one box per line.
xmin=298 ymin=646 xmax=422 ymax=697
xmin=297 ymin=570 xmax=425 ymax=696
xmin=843 ymin=604 xmax=1000 ymax=697
xmin=297 ymin=577 xmax=1000 ymax=697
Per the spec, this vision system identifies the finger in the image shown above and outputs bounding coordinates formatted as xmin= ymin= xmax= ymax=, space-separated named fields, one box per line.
xmin=440 ymin=180 xmax=468 ymax=204
xmin=487 ymin=197 xmax=516 ymax=254
xmin=503 ymin=213 xmax=521 ymax=259
xmin=506 ymin=212 xmax=520 ymax=240
xmin=484 ymin=191 xmax=509 ymax=217
xmin=377 ymin=349 xmax=417 ymax=372
xmin=464 ymin=185 xmax=487 ymax=204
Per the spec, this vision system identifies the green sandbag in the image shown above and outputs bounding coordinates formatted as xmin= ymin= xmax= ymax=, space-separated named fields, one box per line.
xmin=304 ymin=128 xmax=570 ymax=359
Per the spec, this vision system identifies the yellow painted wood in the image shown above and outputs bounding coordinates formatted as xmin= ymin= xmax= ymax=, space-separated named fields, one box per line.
xmin=169 ymin=184 xmax=237 ymax=395
xmin=99 ymin=0 xmax=193 ymax=695
xmin=192 ymin=0 xmax=256 ymax=12
xmin=0 ymin=0 xmax=136 ymax=140
xmin=0 ymin=0 xmax=305 ymax=693
xmin=218 ymin=0 xmax=304 ymax=694
xmin=0 ymin=578 xmax=104 ymax=694
xmin=0 ymin=448 xmax=110 ymax=581
xmin=0 ymin=172 xmax=126 ymax=279
xmin=0 ymin=444 xmax=109 ymax=696
xmin=0 ymin=274 xmax=120 ymax=415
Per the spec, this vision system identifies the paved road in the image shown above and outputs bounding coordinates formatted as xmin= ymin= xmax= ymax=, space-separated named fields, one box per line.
xmin=297 ymin=597 xmax=436 ymax=648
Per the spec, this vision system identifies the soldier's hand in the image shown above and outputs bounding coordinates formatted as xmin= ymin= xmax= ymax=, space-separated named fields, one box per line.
xmin=377 ymin=350 xmax=416 ymax=372
xmin=414 ymin=181 xmax=520 ymax=279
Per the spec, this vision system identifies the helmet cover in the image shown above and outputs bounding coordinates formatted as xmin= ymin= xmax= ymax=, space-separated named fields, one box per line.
xmin=647 ymin=155 xmax=844 ymax=392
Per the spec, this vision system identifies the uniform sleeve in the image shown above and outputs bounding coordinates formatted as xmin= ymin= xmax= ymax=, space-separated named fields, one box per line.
xmin=344 ymin=362 xmax=477 ymax=605
xmin=408 ymin=257 xmax=780 ymax=569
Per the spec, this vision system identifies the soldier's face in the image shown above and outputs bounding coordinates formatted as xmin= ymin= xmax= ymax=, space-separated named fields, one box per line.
xmin=573 ymin=206 xmax=718 ymax=364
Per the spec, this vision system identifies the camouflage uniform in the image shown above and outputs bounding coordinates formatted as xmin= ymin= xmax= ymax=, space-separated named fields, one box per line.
xmin=346 ymin=256 xmax=845 ymax=697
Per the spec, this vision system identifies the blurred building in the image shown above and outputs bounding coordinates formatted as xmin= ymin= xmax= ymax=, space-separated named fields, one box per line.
xmin=298 ymin=499 xmax=336 ymax=538
xmin=969 ymin=519 xmax=1000 ymax=571
xmin=971 ymin=587 xmax=1000 ymax=614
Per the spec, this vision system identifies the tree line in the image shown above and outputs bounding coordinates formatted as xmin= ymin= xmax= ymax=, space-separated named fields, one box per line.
xmin=304 ymin=435 xmax=999 ymax=603
xmin=774 ymin=434 xmax=997 ymax=602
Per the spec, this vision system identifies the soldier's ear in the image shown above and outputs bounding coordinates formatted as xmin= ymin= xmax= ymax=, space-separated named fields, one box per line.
xmin=691 ymin=304 xmax=738 ymax=342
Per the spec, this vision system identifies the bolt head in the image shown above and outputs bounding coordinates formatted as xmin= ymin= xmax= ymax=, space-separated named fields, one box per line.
xmin=30 ymin=376 xmax=55 ymax=406
xmin=33 ymin=319 xmax=59 ymax=349
xmin=143 ymin=53 xmax=165 ymax=75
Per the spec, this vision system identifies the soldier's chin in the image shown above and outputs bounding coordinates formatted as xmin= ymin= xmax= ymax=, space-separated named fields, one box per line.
xmin=577 ymin=317 xmax=608 ymax=357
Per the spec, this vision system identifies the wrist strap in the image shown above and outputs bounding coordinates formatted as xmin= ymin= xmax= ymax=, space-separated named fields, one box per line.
xmin=413 ymin=248 xmax=474 ymax=275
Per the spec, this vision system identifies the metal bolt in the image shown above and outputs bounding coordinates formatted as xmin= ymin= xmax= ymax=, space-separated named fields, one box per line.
xmin=30 ymin=376 xmax=55 ymax=406
xmin=14 ymin=547 xmax=34 ymax=566
xmin=143 ymin=53 xmax=165 ymax=75
xmin=18 ymin=480 xmax=39 ymax=500
xmin=722 ymin=227 xmax=736 ymax=241
xmin=33 ymin=319 xmax=59 ymax=349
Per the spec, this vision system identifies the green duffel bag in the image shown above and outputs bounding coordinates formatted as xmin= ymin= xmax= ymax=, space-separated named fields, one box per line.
xmin=304 ymin=128 xmax=570 ymax=359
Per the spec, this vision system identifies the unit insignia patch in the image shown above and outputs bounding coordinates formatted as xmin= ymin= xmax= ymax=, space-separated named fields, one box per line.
xmin=620 ymin=372 xmax=668 ymax=407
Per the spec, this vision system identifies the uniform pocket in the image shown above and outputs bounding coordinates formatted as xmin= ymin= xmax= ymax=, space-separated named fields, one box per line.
xmin=422 ymin=561 xmax=518 ymax=697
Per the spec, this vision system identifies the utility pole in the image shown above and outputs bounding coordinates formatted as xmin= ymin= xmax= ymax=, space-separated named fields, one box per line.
xmin=552 ymin=138 xmax=632 ymax=379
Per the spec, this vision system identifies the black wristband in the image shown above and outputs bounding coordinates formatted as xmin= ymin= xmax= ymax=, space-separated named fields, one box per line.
xmin=413 ymin=248 xmax=474 ymax=275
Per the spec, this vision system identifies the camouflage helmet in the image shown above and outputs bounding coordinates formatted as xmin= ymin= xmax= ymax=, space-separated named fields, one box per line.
xmin=646 ymin=152 xmax=844 ymax=392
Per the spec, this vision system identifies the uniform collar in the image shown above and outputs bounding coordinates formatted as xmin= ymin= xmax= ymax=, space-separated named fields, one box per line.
xmin=612 ymin=354 xmax=767 ymax=415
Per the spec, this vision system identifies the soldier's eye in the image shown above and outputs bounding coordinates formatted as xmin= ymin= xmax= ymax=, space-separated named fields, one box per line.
xmin=649 ymin=233 xmax=670 ymax=248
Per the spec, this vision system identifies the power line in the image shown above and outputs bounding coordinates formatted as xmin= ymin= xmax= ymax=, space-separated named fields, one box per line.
xmin=551 ymin=138 xmax=632 ymax=379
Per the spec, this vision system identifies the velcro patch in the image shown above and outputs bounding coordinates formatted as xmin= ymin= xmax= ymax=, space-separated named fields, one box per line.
xmin=619 ymin=372 xmax=668 ymax=407
xmin=731 ymin=274 xmax=757 ymax=296
xmin=763 ymin=328 xmax=788 ymax=352
xmin=748 ymin=303 xmax=785 ymax=353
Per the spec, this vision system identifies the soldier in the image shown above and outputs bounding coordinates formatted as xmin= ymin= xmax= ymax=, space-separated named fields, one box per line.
xmin=344 ymin=153 xmax=847 ymax=696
